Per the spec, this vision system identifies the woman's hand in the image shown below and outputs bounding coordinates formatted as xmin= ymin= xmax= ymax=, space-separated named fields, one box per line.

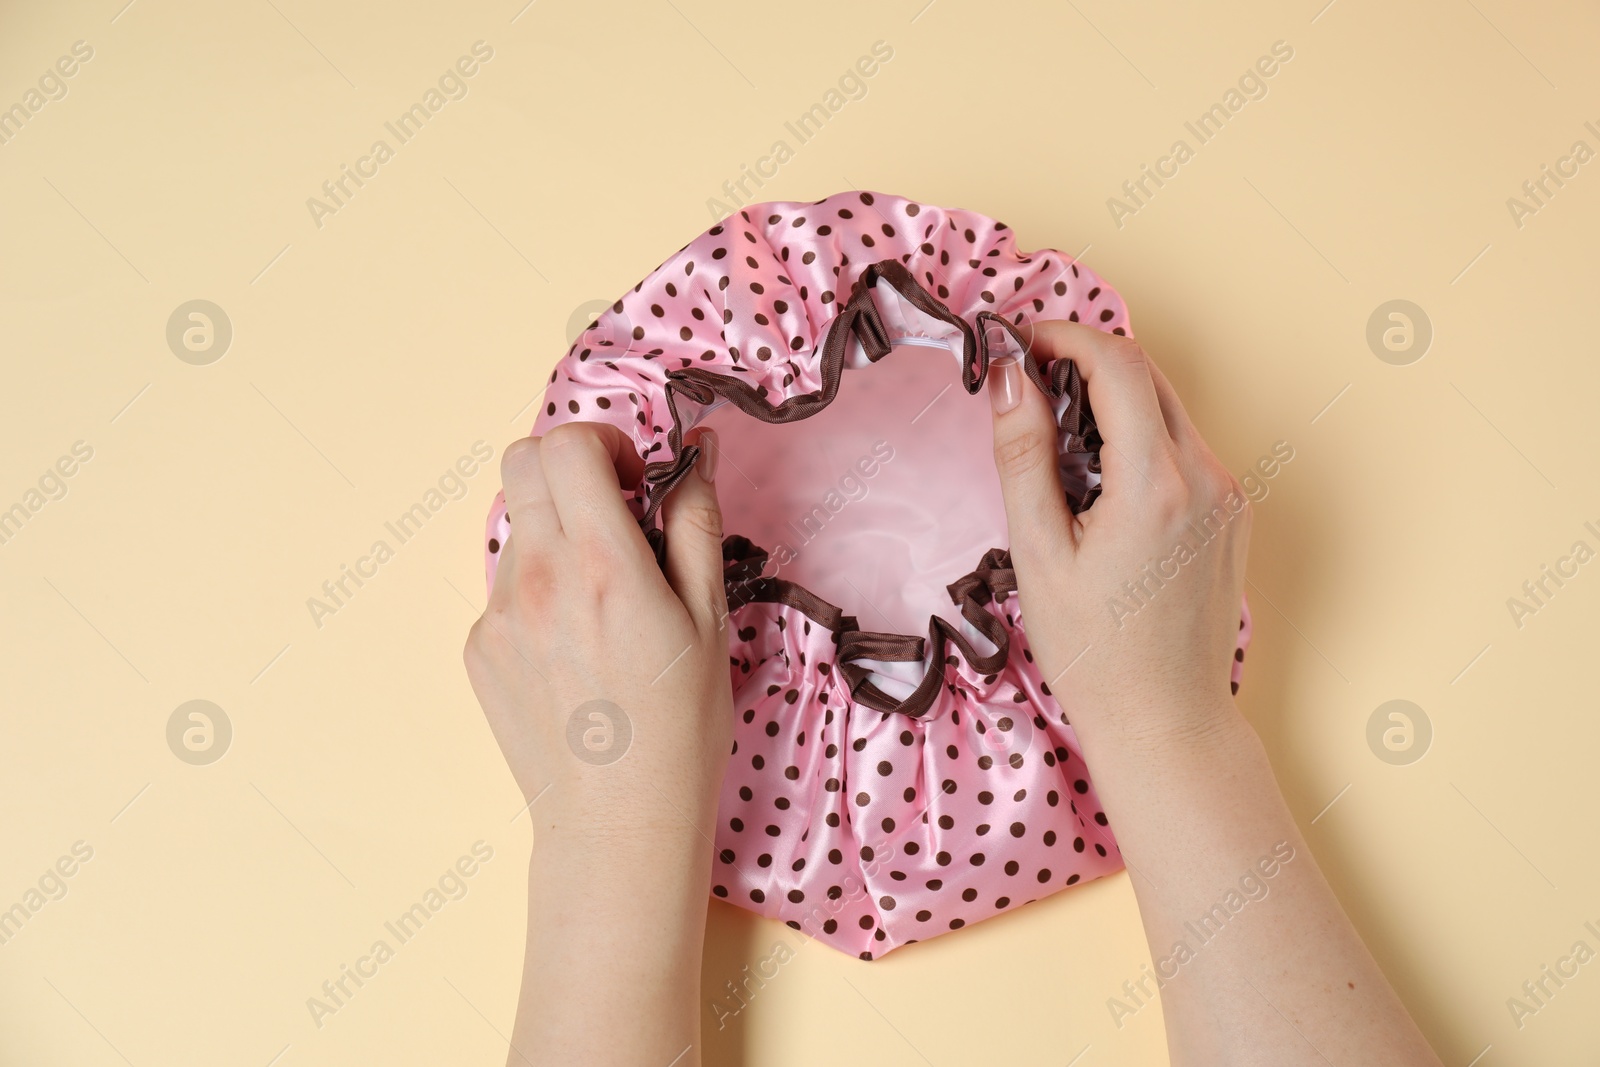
xmin=463 ymin=421 xmax=728 ymax=1067
xmin=987 ymin=321 xmax=1251 ymax=748
xmin=464 ymin=421 xmax=731 ymax=819
xmin=986 ymin=323 xmax=1443 ymax=1067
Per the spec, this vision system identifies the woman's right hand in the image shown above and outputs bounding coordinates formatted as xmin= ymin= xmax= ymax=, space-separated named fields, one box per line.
xmin=988 ymin=322 xmax=1444 ymax=1067
xmin=985 ymin=321 xmax=1252 ymax=748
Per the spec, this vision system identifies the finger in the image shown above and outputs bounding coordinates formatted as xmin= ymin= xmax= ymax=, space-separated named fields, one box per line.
xmin=1023 ymin=321 xmax=1176 ymax=490
xmin=1143 ymin=354 xmax=1203 ymax=450
xmin=538 ymin=422 xmax=648 ymax=543
xmin=661 ymin=428 xmax=730 ymax=636
xmin=987 ymin=355 xmax=1076 ymax=558
xmin=500 ymin=437 xmax=560 ymax=546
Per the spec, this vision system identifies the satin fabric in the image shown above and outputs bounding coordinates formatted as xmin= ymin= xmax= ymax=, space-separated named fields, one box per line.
xmin=484 ymin=191 xmax=1252 ymax=958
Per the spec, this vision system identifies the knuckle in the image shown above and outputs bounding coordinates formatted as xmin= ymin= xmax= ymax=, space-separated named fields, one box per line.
xmin=462 ymin=618 xmax=495 ymax=678
xmin=509 ymin=555 xmax=564 ymax=622
xmin=1196 ymin=465 xmax=1237 ymax=506
xmin=677 ymin=502 xmax=723 ymax=541
xmin=518 ymin=548 xmax=559 ymax=589
xmin=541 ymin=421 xmax=598 ymax=455
xmin=500 ymin=436 xmax=540 ymax=478
xmin=1104 ymin=334 xmax=1149 ymax=366
xmin=994 ymin=428 xmax=1055 ymax=481
xmin=1150 ymin=483 xmax=1191 ymax=527
xmin=541 ymin=421 xmax=577 ymax=446
xmin=573 ymin=538 xmax=624 ymax=587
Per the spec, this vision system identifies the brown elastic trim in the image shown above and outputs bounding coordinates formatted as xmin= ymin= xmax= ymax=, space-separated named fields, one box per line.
xmin=721 ymin=536 xmax=854 ymax=635
xmin=724 ymin=536 xmax=1025 ymax=719
xmin=638 ymin=260 xmax=975 ymax=549
xmin=974 ymin=311 xmax=1103 ymax=511
xmin=639 ymin=256 xmax=1104 ymax=715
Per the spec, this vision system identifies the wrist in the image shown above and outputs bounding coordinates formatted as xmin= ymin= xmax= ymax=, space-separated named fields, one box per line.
xmin=1069 ymin=689 xmax=1247 ymax=756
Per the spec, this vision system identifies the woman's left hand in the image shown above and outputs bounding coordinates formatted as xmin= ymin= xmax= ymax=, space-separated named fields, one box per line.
xmin=463 ymin=421 xmax=729 ymax=1067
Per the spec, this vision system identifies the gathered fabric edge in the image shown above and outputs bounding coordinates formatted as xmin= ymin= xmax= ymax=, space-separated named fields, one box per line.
xmin=720 ymin=536 xmax=1046 ymax=720
xmin=635 ymin=256 xmax=1108 ymax=718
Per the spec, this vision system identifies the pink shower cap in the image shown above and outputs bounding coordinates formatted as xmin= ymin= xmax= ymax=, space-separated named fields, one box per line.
xmin=485 ymin=191 xmax=1252 ymax=959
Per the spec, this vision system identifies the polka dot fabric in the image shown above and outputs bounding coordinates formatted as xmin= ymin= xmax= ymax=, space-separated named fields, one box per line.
xmin=484 ymin=191 xmax=1253 ymax=959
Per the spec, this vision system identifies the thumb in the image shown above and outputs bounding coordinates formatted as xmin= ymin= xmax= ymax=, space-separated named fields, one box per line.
xmin=661 ymin=428 xmax=730 ymax=637
xmin=987 ymin=355 xmax=1075 ymax=561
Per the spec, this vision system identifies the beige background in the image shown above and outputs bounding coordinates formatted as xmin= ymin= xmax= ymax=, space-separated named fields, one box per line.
xmin=1 ymin=0 xmax=1596 ymax=1063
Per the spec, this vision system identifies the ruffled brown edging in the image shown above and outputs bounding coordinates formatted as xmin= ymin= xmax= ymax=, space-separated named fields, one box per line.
xmin=635 ymin=256 xmax=1105 ymax=718
xmin=722 ymin=536 xmax=1034 ymax=719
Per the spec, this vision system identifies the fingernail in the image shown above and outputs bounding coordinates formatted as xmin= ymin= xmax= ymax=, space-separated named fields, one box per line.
xmin=989 ymin=356 xmax=1022 ymax=415
xmin=696 ymin=429 xmax=719 ymax=482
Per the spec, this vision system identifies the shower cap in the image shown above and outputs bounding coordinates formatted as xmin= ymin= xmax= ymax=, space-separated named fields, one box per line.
xmin=484 ymin=191 xmax=1252 ymax=959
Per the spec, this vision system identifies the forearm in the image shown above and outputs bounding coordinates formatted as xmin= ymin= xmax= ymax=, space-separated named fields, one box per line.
xmin=1072 ymin=702 xmax=1443 ymax=1067
xmin=508 ymin=802 xmax=714 ymax=1066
